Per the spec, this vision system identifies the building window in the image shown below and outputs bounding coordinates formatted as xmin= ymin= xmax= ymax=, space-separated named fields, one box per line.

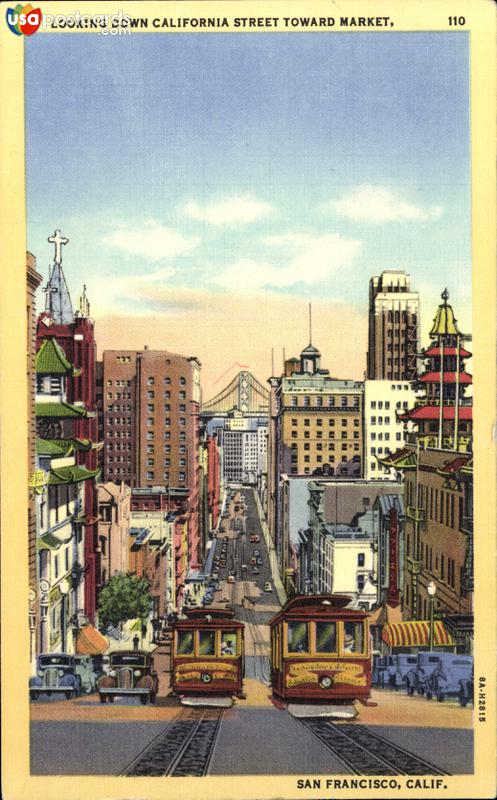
xmin=147 ymin=391 xmax=155 ymax=399
xmin=371 ymin=416 xmax=376 ymax=425
xmin=304 ymin=431 xmax=310 ymax=439
xmin=291 ymin=431 xmax=297 ymax=439
xmin=179 ymin=404 xmax=186 ymax=412
xmin=146 ymin=471 xmax=154 ymax=481
xmin=164 ymin=458 xmax=170 ymax=467
xmin=147 ymin=417 xmax=154 ymax=426
xmin=146 ymin=458 xmax=154 ymax=467
xmin=179 ymin=432 xmax=186 ymax=440
xmin=304 ymin=443 xmax=310 ymax=451
xmin=341 ymin=396 xmax=347 ymax=408
xmin=291 ymin=396 xmax=297 ymax=407
xmin=304 ymin=396 xmax=310 ymax=407
xmin=292 ymin=418 xmax=297 ymax=426
xmin=179 ymin=472 xmax=186 ymax=481
xmin=179 ymin=377 xmax=186 ymax=385
xmin=179 ymin=391 xmax=186 ymax=400
xmin=341 ymin=419 xmax=347 ymax=427
xmin=358 ymin=553 xmax=365 ymax=567
xmin=304 ymin=418 xmax=310 ymax=426
xmin=304 ymin=456 xmax=310 ymax=463
xmin=316 ymin=418 xmax=322 ymax=426
xmin=147 ymin=404 xmax=154 ymax=412
xmin=164 ymin=418 xmax=171 ymax=426
xmin=164 ymin=404 xmax=171 ymax=412
xmin=357 ymin=574 xmax=366 ymax=592
xmin=328 ymin=443 xmax=335 ymax=450
xmin=147 ymin=377 xmax=154 ymax=386
xmin=180 ymin=418 xmax=186 ymax=426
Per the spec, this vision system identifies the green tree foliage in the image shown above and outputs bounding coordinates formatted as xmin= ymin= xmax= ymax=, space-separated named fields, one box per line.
xmin=98 ymin=572 xmax=153 ymax=629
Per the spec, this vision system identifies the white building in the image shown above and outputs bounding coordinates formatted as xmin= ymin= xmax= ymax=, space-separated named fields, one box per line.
xmin=364 ymin=380 xmax=416 ymax=480
xmin=222 ymin=424 xmax=268 ymax=485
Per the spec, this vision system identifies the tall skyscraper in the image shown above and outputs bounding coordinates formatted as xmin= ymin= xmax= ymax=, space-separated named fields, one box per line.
xmin=100 ymin=348 xmax=202 ymax=568
xmin=367 ymin=270 xmax=419 ymax=381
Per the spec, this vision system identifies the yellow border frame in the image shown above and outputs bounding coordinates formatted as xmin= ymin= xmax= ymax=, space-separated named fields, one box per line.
xmin=1 ymin=1 xmax=496 ymax=798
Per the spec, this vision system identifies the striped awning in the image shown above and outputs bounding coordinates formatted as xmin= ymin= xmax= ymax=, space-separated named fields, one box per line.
xmin=382 ymin=620 xmax=454 ymax=648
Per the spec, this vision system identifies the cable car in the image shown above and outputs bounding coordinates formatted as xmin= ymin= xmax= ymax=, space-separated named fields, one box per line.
xmin=269 ymin=594 xmax=373 ymax=719
xmin=171 ymin=608 xmax=245 ymax=707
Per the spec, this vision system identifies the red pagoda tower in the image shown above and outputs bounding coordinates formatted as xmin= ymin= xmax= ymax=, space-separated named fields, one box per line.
xmin=399 ymin=289 xmax=472 ymax=451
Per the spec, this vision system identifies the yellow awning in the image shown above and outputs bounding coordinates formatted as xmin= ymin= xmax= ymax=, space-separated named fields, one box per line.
xmin=382 ymin=620 xmax=454 ymax=649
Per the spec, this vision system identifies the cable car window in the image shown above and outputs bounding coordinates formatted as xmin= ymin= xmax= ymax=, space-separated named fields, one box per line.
xmin=315 ymin=622 xmax=337 ymax=653
xmin=220 ymin=631 xmax=237 ymax=656
xmin=287 ymin=622 xmax=309 ymax=653
xmin=199 ymin=630 xmax=216 ymax=656
xmin=343 ymin=621 xmax=364 ymax=654
xmin=176 ymin=630 xmax=194 ymax=655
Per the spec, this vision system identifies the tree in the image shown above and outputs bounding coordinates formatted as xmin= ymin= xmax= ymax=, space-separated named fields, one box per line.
xmin=98 ymin=572 xmax=153 ymax=630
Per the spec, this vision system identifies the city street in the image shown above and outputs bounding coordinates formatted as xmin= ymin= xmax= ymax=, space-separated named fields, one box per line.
xmin=30 ymin=486 xmax=473 ymax=776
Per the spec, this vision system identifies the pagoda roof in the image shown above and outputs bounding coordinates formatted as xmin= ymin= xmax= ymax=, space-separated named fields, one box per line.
xmin=418 ymin=371 xmax=472 ymax=384
xmin=36 ymin=401 xmax=88 ymax=419
xmin=377 ymin=447 xmax=417 ymax=469
xmin=36 ymin=338 xmax=81 ymax=376
xmin=437 ymin=455 xmax=471 ymax=477
xmin=400 ymin=405 xmax=473 ymax=421
xmin=423 ymin=345 xmax=471 ymax=358
xmin=429 ymin=290 xmax=460 ymax=336
xmin=36 ymin=437 xmax=92 ymax=456
xmin=48 ymin=465 xmax=101 ymax=485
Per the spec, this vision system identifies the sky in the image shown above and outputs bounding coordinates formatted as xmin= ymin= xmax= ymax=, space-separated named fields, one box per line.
xmin=26 ymin=32 xmax=471 ymax=398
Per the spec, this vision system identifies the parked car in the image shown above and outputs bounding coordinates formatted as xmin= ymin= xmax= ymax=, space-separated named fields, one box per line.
xmin=250 ymin=535 xmax=260 ymax=543
xmin=250 ymin=557 xmax=257 ymax=566
xmin=253 ymin=550 xmax=260 ymax=557
xmin=405 ymin=651 xmax=443 ymax=696
xmin=252 ymin=567 xmax=260 ymax=575
xmin=30 ymin=653 xmax=85 ymax=700
xmin=97 ymin=651 xmax=158 ymax=704
xmin=256 ymin=557 xmax=263 ymax=566
xmin=263 ymin=582 xmax=272 ymax=592
xmin=426 ymin=653 xmax=473 ymax=705
xmin=386 ymin=654 xmax=419 ymax=690
xmin=74 ymin=655 xmax=100 ymax=694
xmin=227 ymin=575 xmax=235 ymax=584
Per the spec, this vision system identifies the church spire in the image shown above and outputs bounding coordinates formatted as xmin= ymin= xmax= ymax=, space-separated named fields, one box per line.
xmin=43 ymin=229 xmax=74 ymax=324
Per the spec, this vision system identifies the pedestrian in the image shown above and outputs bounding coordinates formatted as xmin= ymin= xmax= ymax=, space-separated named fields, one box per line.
xmin=141 ymin=622 xmax=147 ymax=640
xmin=133 ymin=633 xmax=140 ymax=652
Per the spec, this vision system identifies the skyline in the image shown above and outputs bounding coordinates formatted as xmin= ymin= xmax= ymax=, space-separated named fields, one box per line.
xmin=26 ymin=32 xmax=471 ymax=396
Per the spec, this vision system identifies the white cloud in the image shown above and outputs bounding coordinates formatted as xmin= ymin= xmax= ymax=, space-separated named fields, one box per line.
xmin=322 ymin=185 xmax=443 ymax=224
xmin=214 ymin=232 xmax=360 ymax=290
xmin=102 ymin=222 xmax=199 ymax=261
xmin=183 ymin=195 xmax=274 ymax=226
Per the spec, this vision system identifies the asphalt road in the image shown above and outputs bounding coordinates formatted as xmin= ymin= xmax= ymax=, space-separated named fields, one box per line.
xmin=30 ymin=714 xmax=473 ymax=775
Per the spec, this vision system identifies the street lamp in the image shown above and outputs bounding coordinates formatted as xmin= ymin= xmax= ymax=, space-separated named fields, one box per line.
xmin=427 ymin=581 xmax=437 ymax=652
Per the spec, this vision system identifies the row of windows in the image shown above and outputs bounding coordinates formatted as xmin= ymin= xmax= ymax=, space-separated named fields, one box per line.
xmin=146 ymin=404 xmax=187 ymax=413
xmin=106 ymin=379 xmax=132 ymax=387
xmin=147 ymin=376 xmax=187 ymax=386
xmin=106 ymin=392 xmax=132 ymax=400
xmin=107 ymin=456 xmax=132 ymax=463
xmin=146 ymin=458 xmax=187 ymax=467
xmin=370 ymin=446 xmax=391 ymax=455
xmin=290 ymin=430 xmax=359 ymax=440
xmin=146 ymin=444 xmax=186 ymax=454
xmin=371 ymin=432 xmax=402 ymax=441
xmin=146 ymin=431 xmax=187 ymax=441
xmin=107 ymin=404 xmax=132 ymax=412
xmin=369 ymin=462 xmax=391 ymax=473
xmin=147 ymin=390 xmax=187 ymax=400
xmin=291 ymin=418 xmax=360 ymax=427
xmin=147 ymin=417 xmax=187 ymax=426
xmin=370 ymin=415 xmax=394 ymax=425
xmin=107 ymin=443 xmax=132 ymax=451
xmin=386 ymin=310 xmax=417 ymax=323
xmin=405 ymin=481 xmax=463 ymax=530
xmin=290 ymin=395 xmax=360 ymax=408
xmin=107 ymin=416 xmax=132 ymax=425
xmin=146 ymin=470 xmax=186 ymax=482
xmin=107 ymin=430 xmax=132 ymax=438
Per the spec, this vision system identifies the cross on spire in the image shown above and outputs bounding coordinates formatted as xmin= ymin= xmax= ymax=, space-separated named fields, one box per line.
xmin=48 ymin=229 xmax=69 ymax=265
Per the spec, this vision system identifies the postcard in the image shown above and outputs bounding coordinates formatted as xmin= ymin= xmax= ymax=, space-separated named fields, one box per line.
xmin=1 ymin=1 xmax=496 ymax=798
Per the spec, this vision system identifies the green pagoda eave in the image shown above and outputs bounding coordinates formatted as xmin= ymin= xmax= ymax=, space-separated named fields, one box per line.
xmin=36 ymin=337 xmax=81 ymax=377
xmin=36 ymin=437 xmax=92 ymax=457
xmin=48 ymin=465 xmax=101 ymax=485
xmin=36 ymin=402 xmax=88 ymax=419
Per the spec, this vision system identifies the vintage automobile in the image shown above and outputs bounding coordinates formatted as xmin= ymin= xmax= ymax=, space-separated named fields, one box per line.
xmin=97 ymin=651 xmax=158 ymax=704
xmin=405 ymin=651 xmax=443 ymax=696
xmin=30 ymin=653 xmax=84 ymax=700
xmin=386 ymin=654 xmax=419 ymax=690
xmin=74 ymin=655 xmax=100 ymax=693
xmin=425 ymin=653 xmax=473 ymax=705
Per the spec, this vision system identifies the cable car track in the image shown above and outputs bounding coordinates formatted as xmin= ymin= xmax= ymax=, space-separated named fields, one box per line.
xmin=297 ymin=718 xmax=449 ymax=776
xmin=122 ymin=707 xmax=224 ymax=777
xmin=244 ymin=584 xmax=271 ymax=685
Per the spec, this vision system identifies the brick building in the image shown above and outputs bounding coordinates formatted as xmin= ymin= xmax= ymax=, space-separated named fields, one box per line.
xmin=97 ymin=481 xmax=131 ymax=583
xmin=100 ymin=348 xmax=202 ymax=568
